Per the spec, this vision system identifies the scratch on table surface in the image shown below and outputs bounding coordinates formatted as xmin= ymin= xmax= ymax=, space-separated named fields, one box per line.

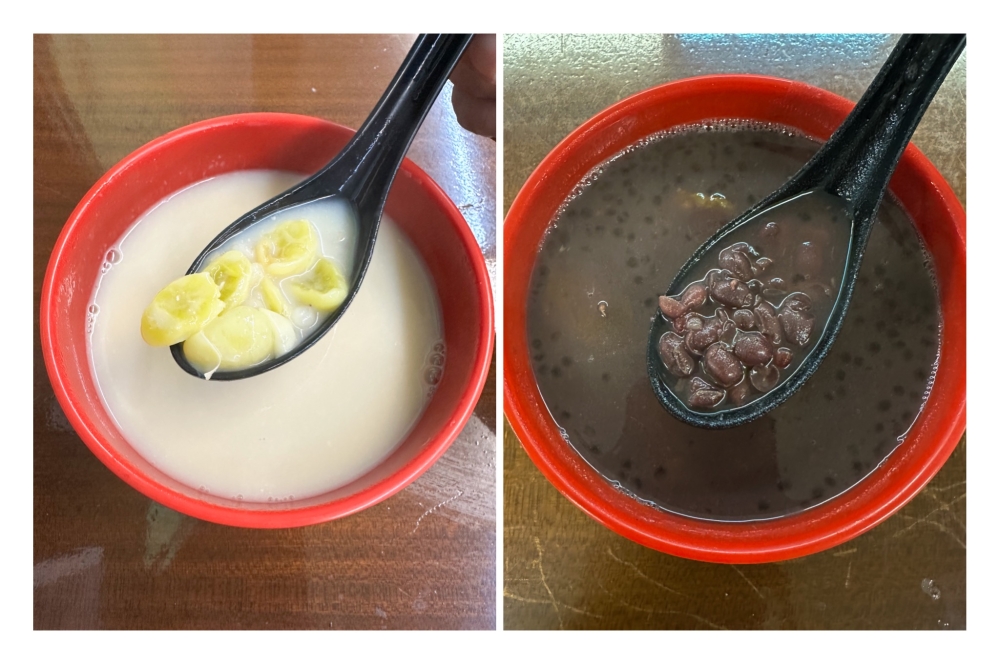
xmin=597 ymin=580 xmax=727 ymax=630
xmin=832 ymin=547 xmax=857 ymax=557
xmin=606 ymin=547 xmax=685 ymax=597
xmin=845 ymin=560 xmax=852 ymax=589
xmin=925 ymin=480 xmax=967 ymax=494
xmin=37 ymin=181 xmax=65 ymax=198
xmin=534 ymin=537 xmax=564 ymax=628
xmin=406 ymin=415 xmax=494 ymax=526
xmin=410 ymin=491 xmax=464 ymax=535
xmin=502 ymin=590 xmax=604 ymax=618
xmin=894 ymin=488 xmax=966 ymax=549
xmin=731 ymin=565 xmax=765 ymax=600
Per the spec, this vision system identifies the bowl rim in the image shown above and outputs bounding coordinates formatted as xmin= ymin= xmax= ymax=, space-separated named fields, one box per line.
xmin=503 ymin=74 xmax=966 ymax=563
xmin=40 ymin=112 xmax=495 ymax=528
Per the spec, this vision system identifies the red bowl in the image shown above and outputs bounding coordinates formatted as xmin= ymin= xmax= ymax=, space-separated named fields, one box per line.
xmin=41 ymin=112 xmax=494 ymax=528
xmin=504 ymin=75 xmax=965 ymax=563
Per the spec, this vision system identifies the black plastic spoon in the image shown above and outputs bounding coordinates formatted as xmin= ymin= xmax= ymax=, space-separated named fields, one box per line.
xmin=647 ymin=34 xmax=965 ymax=429
xmin=170 ymin=34 xmax=472 ymax=380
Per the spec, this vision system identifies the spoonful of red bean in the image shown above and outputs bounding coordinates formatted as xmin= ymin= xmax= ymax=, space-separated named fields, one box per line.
xmin=647 ymin=34 xmax=965 ymax=429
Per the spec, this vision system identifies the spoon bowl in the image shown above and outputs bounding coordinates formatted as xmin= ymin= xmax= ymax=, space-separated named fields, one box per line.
xmin=648 ymin=34 xmax=965 ymax=428
xmin=171 ymin=34 xmax=471 ymax=380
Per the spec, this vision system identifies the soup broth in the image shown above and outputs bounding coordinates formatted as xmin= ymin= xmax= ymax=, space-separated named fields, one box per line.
xmin=526 ymin=125 xmax=941 ymax=521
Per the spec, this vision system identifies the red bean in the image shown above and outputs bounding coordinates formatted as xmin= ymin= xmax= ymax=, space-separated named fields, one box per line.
xmin=710 ymin=277 xmax=754 ymax=308
xmin=767 ymin=276 xmax=787 ymax=291
xmin=680 ymin=283 xmax=708 ymax=309
xmin=753 ymin=300 xmax=783 ymax=345
xmin=728 ymin=380 xmax=752 ymax=406
xmin=684 ymin=316 xmax=722 ymax=355
xmin=778 ymin=303 xmax=815 ymax=347
xmin=672 ymin=312 xmax=692 ymax=334
xmin=704 ymin=343 xmax=744 ymax=387
xmin=750 ymin=364 xmax=780 ymax=392
xmin=690 ymin=377 xmax=715 ymax=392
xmin=773 ymin=347 xmax=793 ymax=369
xmin=753 ymin=256 xmax=774 ymax=275
xmin=733 ymin=309 xmax=756 ymax=330
xmin=687 ymin=377 xmax=725 ymax=408
xmin=720 ymin=320 xmax=738 ymax=345
xmin=705 ymin=268 xmax=724 ymax=289
xmin=783 ymin=291 xmax=813 ymax=312
xmin=719 ymin=244 xmax=755 ymax=280
xmin=733 ymin=331 xmax=774 ymax=366
xmin=658 ymin=332 xmax=696 ymax=377
xmin=688 ymin=389 xmax=725 ymax=409
xmin=760 ymin=221 xmax=780 ymax=238
xmin=658 ymin=294 xmax=687 ymax=319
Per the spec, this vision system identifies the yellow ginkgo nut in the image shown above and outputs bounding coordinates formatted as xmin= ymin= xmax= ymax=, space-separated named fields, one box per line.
xmin=140 ymin=273 xmax=225 ymax=347
xmin=254 ymin=220 xmax=319 ymax=277
xmin=183 ymin=305 xmax=274 ymax=371
xmin=259 ymin=276 xmax=291 ymax=317
xmin=203 ymin=250 xmax=253 ymax=311
xmin=287 ymin=258 xmax=349 ymax=312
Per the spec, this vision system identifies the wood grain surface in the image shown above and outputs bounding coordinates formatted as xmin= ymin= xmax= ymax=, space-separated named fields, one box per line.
xmin=34 ymin=34 xmax=496 ymax=630
xmin=502 ymin=34 xmax=965 ymax=630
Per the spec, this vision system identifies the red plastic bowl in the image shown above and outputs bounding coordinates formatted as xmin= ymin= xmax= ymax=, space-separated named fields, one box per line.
xmin=504 ymin=75 xmax=965 ymax=563
xmin=41 ymin=113 xmax=494 ymax=528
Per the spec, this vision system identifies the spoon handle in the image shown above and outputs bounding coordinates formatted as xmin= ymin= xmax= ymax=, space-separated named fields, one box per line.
xmin=793 ymin=34 xmax=965 ymax=225
xmin=307 ymin=34 xmax=472 ymax=212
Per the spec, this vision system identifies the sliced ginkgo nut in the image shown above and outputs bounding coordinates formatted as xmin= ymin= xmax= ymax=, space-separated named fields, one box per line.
xmin=182 ymin=330 xmax=222 ymax=375
xmin=261 ymin=309 xmax=298 ymax=355
xmin=203 ymin=250 xmax=253 ymax=311
xmin=183 ymin=305 xmax=274 ymax=370
xmin=286 ymin=258 xmax=349 ymax=312
xmin=254 ymin=219 xmax=319 ymax=277
xmin=140 ymin=273 xmax=225 ymax=347
xmin=259 ymin=276 xmax=291 ymax=317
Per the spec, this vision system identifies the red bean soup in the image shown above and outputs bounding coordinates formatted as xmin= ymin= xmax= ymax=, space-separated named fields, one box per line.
xmin=526 ymin=123 xmax=941 ymax=521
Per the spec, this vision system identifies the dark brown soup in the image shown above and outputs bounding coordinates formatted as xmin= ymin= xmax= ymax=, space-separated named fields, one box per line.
xmin=526 ymin=124 xmax=941 ymax=521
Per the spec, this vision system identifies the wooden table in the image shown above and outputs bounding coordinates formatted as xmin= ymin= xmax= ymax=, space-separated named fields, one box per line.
xmin=503 ymin=34 xmax=965 ymax=630
xmin=34 ymin=34 xmax=496 ymax=630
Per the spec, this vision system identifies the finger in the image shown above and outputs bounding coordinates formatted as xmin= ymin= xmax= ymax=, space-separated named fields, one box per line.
xmin=449 ymin=57 xmax=496 ymax=101
xmin=463 ymin=34 xmax=496 ymax=87
xmin=451 ymin=86 xmax=496 ymax=139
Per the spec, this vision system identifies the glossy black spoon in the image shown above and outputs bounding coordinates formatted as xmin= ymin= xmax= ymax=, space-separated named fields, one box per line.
xmin=647 ymin=33 xmax=965 ymax=429
xmin=170 ymin=34 xmax=471 ymax=379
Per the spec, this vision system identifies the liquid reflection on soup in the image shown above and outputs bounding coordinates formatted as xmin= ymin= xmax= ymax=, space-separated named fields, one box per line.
xmin=526 ymin=125 xmax=941 ymax=521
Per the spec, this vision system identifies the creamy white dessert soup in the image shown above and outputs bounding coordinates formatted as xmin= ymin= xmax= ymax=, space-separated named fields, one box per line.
xmin=88 ymin=170 xmax=444 ymax=502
